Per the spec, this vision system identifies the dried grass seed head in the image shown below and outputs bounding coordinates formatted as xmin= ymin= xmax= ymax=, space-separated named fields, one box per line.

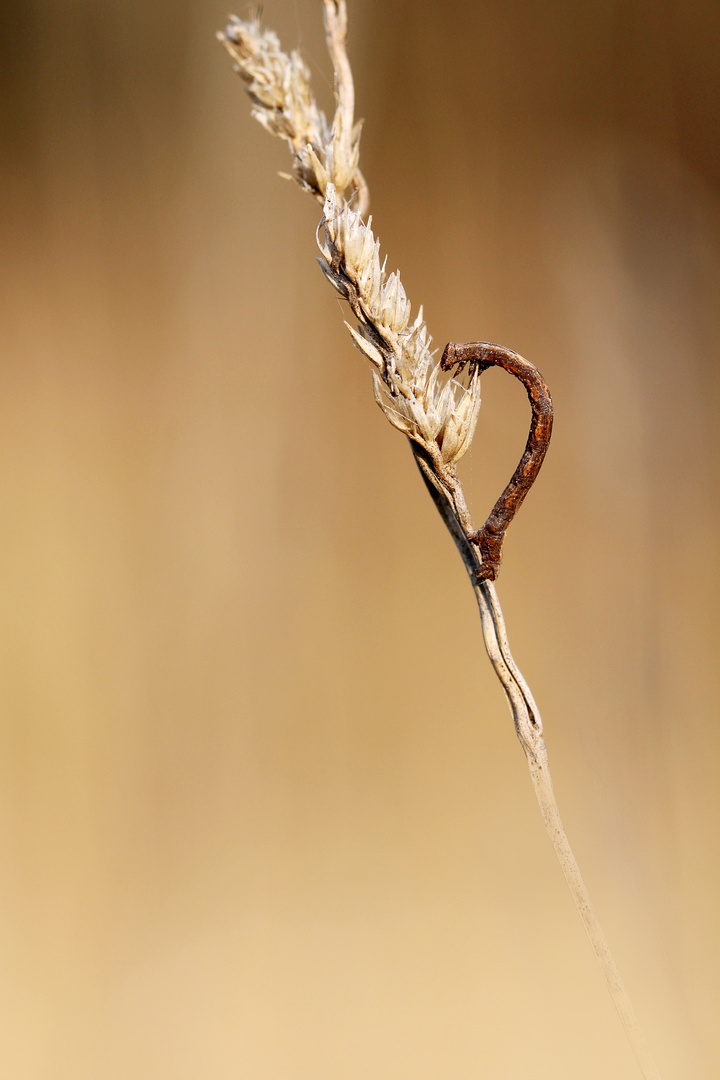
xmin=318 ymin=186 xmax=481 ymax=467
xmin=220 ymin=10 xmax=480 ymax=468
xmin=219 ymin=14 xmax=363 ymax=208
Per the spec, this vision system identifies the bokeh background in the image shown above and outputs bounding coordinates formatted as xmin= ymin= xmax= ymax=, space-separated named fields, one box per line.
xmin=1 ymin=0 xmax=719 ymax=1077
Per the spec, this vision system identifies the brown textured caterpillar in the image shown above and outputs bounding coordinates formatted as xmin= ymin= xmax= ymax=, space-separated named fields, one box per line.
xmin=440 ymin=341 xmax=554 ymax=581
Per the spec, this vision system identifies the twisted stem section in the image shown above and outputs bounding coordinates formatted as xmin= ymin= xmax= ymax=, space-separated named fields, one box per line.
xmin=414 ymin=444 xmax=663 ymax=1080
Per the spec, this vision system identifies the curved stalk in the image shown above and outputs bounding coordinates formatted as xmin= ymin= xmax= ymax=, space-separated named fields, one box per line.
xmin=526 ymin=752 xmax=662 ymax=1080
xmin=413 ymin=445 xmax=663 ymax=1080
xmin=219 ymin=4 xmax=663 ymax=1071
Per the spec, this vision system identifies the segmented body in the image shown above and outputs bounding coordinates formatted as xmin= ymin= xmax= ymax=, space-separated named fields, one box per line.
xmin=440 ymin=341 xmax=554 ymax=581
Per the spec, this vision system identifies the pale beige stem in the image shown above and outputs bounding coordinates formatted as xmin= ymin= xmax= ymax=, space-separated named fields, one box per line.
xmin=322 ymin=0 xmax=354 ymax=137
xmin=321 ymin=0 xmax=369 ymax=215
xmin=526 ymin=751 xmax=663 ymax=1080
xmin=479 ymin=584 xmax=663 ymax=1080
xmin=220 ymin=4 xmax=661 ymax=1069
xmin=413 ymin=446 xmax=663 ymax=1079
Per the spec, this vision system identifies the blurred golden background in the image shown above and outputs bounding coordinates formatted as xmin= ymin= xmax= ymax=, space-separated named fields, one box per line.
xmin=1 ymin=1 xmax=718 ymax=1077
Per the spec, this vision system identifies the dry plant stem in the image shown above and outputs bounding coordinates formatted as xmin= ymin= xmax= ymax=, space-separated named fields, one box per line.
xmin=220 ymin=5 xmax=661 ymax=1076
xmin=414 ymin=445 xmax=663 ymax=1080
xmin=321 ymin=0 xmax=369 ymax=215
xmin=527 ymin=758 xmax=663 ymax=1080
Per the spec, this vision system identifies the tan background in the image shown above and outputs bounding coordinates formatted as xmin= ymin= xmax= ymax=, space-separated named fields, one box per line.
xmin=1 ymin=0 xmax=719 ymax=1077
